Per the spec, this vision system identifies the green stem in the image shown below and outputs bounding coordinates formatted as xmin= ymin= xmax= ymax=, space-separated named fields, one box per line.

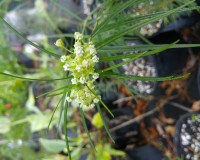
xmin=0 ymin=16 xmax=59 ymax=58
xmin=85 ymin=85 xmax=114 ymax=117
xmin=79 ymin=107 xmax=96 ymax=151
xmin=63 ymin=95 xmax=72 ymax=160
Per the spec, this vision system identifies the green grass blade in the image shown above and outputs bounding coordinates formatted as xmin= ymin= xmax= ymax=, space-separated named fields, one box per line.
xmin=63 ymin=95 xmax=72 ymax=160
xmin=96 ymin=104 xmax=114 ymax=142
xmin=57 ymin=73 xmax=71 ymax=138
xmin=99 ymin=41 xmax=178 ymax=72
xmin=100 ymin=52 xmax=146 ymax=73
xmin=98 ymin=6 xmax=200 ymax=33
xmin=57 ymin=94 xmax=65 ymax=132
xmin=99 ymin=43 xmax=200 ymax=54
xmin=47 ymin=91 xmax=69 ymax=97
xmin=99 ymin=52 xmax=143 ymax=62
xmin=0 ymin=16 xmax=59 ymax=58
xmin=85 ymin=85 xmax=114 ymax=117
xmin=95 ymin=1 xmax=194 ymax=49
xmin=79 ymin=107 xmax=96 ymax=151
xmin=47 ymin=96 xmax=62 ymax=129
xmin=36 ymin=85 xmax=76 ymax=98
xmin=0 ymin=72 xmax=72 ymax=81
xmin=100 ymin=72 xmax=191 ymax=81
xmin=47 ymin=33 xmax=87 ymax=38
xmin=107 ymin=60 xmax=144 ymax=99
xmin=91 ymin=0 xmax=140 ymax=37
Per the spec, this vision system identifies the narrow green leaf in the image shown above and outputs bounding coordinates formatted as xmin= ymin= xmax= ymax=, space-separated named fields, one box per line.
xmin=79 ymin=107 xmax=96 ymax=151
xmin=0 ymin=16 xmax=60 ymax=58
xmin=95 ymin=1 xmax=194 ymax=49
xmin=0 ymin=72 xmax=72 ymax=81
xmin=98 ymin=6 xmax=200 ymax=33
xmin=57 ymin=72 xmax=71 ymax=134
xmin=97 ymin=104 xmax=114 ymax=142
xmin=100 ymin=52 xmax=146 ymax=73
xmin=47 ymin=91 xmax=69 ymax=97
xmin=99 ymin=43 xmax=200 ymax=54
xmin=47 ymin=33 xmax=89 ymax=38
xmin=92 ymin=0 xmax=140 ymax=37
xmin=99 ymin=41 xmax=178 ymax=72
xmin=106 ymin=59 xmax=145 ymax=99
xmin=99 ymin=52 xmax=143 ymax=62
xmin=47 ymin=97 xmax=62 ymax=129
xmin=57 ymin=94 xmax=65 ymax=133
xmin=63 ymin=94 xmax=72 ymax=160
xmin=36 ymin=85 xmax=76 ymax=98
xmin=100 ymin=72 xmax=191 ymax=81
xmin=85 ymin=85 xmax=114 ymax=117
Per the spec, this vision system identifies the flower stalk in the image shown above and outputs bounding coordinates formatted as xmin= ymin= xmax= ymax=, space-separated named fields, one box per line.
xmin=58 ymin=32 xmax=101 ymax=110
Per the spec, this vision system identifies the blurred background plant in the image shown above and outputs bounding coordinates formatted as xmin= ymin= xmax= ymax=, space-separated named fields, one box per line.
xmin=0 ymin=0 xmax=200 ymax=160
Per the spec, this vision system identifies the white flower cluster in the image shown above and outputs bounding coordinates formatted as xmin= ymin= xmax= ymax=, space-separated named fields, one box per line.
xmin=60 ymin=32 xmax=101 ymax=110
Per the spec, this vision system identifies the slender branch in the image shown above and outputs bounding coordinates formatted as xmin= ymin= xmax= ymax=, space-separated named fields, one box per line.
xmin=113 ymin=96 xmax=134 ymax=104
xmin=168 ymin=102 xmax=192 ymax=112
xmin=110 ymin=95 xmax=178 ymax=132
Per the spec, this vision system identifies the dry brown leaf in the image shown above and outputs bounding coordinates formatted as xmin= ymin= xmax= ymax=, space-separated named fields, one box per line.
xmin=192 ymin=100 xmax=200 ymax=111
xmin=120 ymin=84 xmax=131 ymax=96
xmin=165 ymin=126 xmax=175 ymax=137
xmin=164 ymin=118 xmax=175 ymax=125
xmin=149 ymin=127 xmax=159 ymax=138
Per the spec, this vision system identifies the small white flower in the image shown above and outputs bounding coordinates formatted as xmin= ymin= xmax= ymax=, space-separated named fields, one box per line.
xmin=75 ymin=49 xmax=84 ymax=56
xmin=92 ymin=73 xmax=99 ymax=80
xmin=79 ymin=77 xmax=86 ymax=84
xmin=89 ymin=42 xmax=94 ymax=47
xmin=82 ymin=103 xmax=95 ymax=111
xmin=90 ymin=103 xmax=95 ymax=108
xmin=76 ymin=65 xmax=82 ymax=72
xmin=92 ymin=55 xmax=99 ymax=63
xmin=81 ymin=104 xmax=89 ymax=111
xmin=74 ymin=41 xmax=82 ymax=48
xmin=71 ymin=78 xmax=77 ymax=84
xmin=82 ymin=60 xmax=89 ymax=67
xmin=89 ymin=47 xmax=97 ymax=55
xmin=88 ymin=43 xmax=96 ymax=53
xmin=60 ymin=55 xmax=67 ymax=62
xmin=63 ymin=63 xmax=69 ymax=71
xmin=74 ymin=43 xmax=84 ymax=56
xmin=74 ymin=32 xmax=83 ymax=41
xmin=85 ymin=91 xmax=92 ymax=97
xmin=93 ymin=98 xmax=99 ymax=103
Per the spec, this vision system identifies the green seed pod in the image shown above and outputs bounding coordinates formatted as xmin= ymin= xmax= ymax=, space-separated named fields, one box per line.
xmin=55 ymin=39 xmax=64 ymax=48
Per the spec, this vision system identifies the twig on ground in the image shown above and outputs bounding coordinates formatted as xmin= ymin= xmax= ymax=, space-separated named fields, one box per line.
xmin=110 ymin=95 xmax=178 ymax=132
xmin=113 ymin=96 xmax=134 ymax=104
xmin=168 ymin=102 xmax=192 ymax=112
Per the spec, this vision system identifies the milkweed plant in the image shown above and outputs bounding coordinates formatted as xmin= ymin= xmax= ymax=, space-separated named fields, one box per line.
xmin=56 ymin=33 xmax=101 ymax=111
xmin=1 ymin=0 xmax=200 ymax=159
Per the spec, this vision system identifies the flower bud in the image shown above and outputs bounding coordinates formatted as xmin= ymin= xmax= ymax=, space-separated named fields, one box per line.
xmin=74 ymin=32 xmax=83 ymax=41
xmin=55 ymin=39 xmax=64 ymax=48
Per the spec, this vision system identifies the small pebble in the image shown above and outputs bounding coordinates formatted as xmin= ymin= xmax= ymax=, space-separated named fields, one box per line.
xmin=179 ymin=114 xmax=200 ymax=160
